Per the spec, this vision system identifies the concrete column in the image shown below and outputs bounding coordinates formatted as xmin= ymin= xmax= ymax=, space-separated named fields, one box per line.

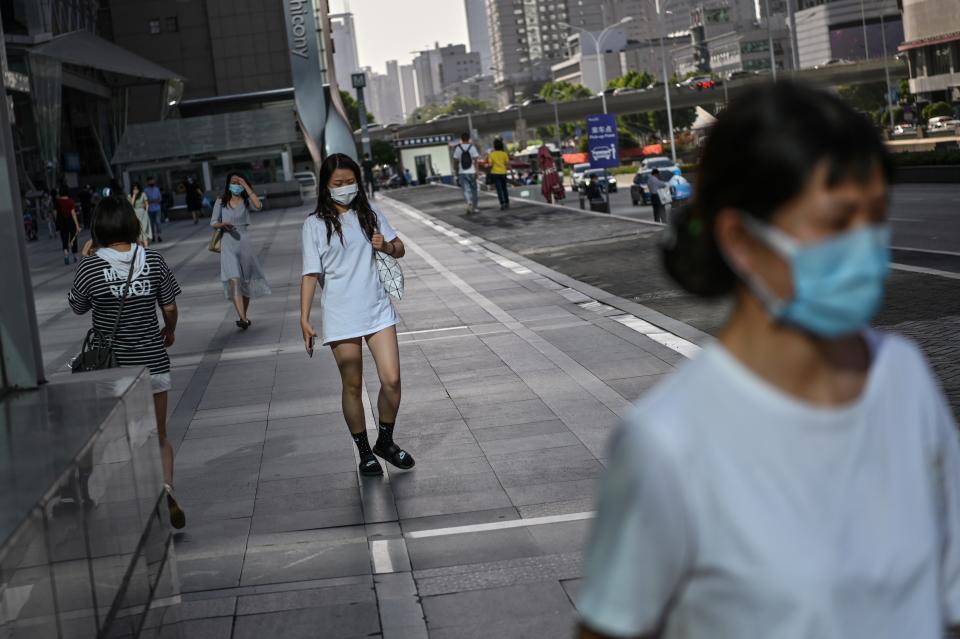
xmin=281 ymin=148 xmax=294 ymax=181
xmin=122 ymin=171 xmax=131 ymax=194
xmin=202 ymin=161 xmax=212 ymax=192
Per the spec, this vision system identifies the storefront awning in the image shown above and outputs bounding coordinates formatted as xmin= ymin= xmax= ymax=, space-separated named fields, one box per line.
xmin=31 ymin=30 xmax=181 ymax=82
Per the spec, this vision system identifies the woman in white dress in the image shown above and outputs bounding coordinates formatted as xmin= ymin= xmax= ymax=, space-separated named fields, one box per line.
xmin=129 ymin=182 xmax=152 ymax=246
xmin=577 ymin=82 xmax=960 ymax=638
xmin=300 ymin=154 xmax=415 ymax=476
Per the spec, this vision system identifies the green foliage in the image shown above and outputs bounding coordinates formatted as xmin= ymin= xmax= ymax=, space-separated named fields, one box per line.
xmin=838 ymin=82 xmax=887 ymax=115
xmin=407 ymin=103 xmax=447 ymax=124
xmin=370 ymin=139 xmax=396 ymax=165
xmin=884 ymin=105 xmax=905 ymax=125
xmin=538 ymin=80 xmax=594 ymax=102
xmin=898 ymin=78 xmax=914 ymax=104
xmin=340 ymin=90 xmax=377 ymax=131
xmin=891 ymin=149 xmax=960 ymax=166
xmin=922 ymin=101 xmax=954 ymax=121
xmin=606 ymin=70 xmax=655 ymax=91
xmin=648 ymin=108 xmax=696 ymax=135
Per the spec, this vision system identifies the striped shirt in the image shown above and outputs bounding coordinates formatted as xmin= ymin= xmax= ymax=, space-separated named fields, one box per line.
xmin=68 ymin=249 xmax=181 ymax=375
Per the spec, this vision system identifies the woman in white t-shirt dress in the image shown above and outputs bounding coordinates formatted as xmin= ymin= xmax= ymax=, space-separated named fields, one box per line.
xmin=577 ymin=83 xmax=960 ymax=639
xmin=300 ymin=153 xmax=415 ymax=477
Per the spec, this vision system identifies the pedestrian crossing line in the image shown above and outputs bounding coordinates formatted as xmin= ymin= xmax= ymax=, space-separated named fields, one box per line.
xmin=611 ymin=314 xmax=702 ymax=359
xmin=405 ymin=511 xmax=596 ymax=539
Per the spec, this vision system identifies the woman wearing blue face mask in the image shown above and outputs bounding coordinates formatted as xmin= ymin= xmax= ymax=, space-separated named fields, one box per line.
xmin=211 ymin=172 xmax=271 ymax=329
xmin=577 ymin=82 xmax=960 ymax=639
xmin=300 ymin=154 xmax=415 ymax=477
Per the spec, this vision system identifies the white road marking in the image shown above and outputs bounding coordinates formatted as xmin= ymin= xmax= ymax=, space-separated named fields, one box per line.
xmin=404 ymin=511 xmax=595 ymax=539
xmin=891 ymin=263 xmax=960 ymax=280
xmin=611 ymin=314 xmax=703 ymax=358
xmin=370 ymin=539 xmax=395 ymax=574
xmin=891 ymin=245 xmax=960 ymax=258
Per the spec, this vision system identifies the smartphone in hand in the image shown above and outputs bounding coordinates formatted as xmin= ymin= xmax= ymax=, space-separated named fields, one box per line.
xmin=308 ymin=335 xmax=315 ymax=358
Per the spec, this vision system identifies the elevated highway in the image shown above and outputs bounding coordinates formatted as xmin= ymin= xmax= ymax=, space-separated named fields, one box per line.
xmin=368 ymin=58 xmax=907 ymax=141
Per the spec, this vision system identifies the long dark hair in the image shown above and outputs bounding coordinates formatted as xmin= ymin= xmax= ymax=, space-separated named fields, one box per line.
xmin=130 ymin=181 xmax=142 ymax=198
xmin=313 ymin=153 xmax=378 ymax=244
xmin=663 ymin=81 xmax=893 ymax=297
xmin=220 ymin=171 xmax=250 ymax=208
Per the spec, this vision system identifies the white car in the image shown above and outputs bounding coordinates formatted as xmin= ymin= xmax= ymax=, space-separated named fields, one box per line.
xmin=928 ymin=116 xmax=958 ymax=129
xmin=591 ymin=145 xmax=616 ymax=161
xmin=571 ymin=162 xmax=591 ymax=188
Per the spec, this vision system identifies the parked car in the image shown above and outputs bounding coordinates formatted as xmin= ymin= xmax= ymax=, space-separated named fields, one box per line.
xmin=582 ymin=168 xmax=618 ymax=193
xmin=571 ymin=162 xmax=591 ymax=188
xmin=928 ymin=116 xmax=958 ymax=129
xmin=892 ymin=123 xmax=916 ymax=135
xmin=631 ymin=158 xmax=681 ymax=205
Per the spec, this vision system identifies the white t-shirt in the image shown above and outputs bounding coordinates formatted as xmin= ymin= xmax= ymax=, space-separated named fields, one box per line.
xmin=578 ymin=331 xmax=960 ymax=639
xmin=301 ymin=205 xmax=399 ymax=345
xmin=453 ymin=143 xmax=480 ymax=175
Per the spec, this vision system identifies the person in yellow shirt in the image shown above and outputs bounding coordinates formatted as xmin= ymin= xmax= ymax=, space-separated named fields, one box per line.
xmin=487 ymin=138 xmax=511 ymax=210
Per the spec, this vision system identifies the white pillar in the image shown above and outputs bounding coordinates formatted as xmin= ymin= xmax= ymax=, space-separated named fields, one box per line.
xmin=281 ymin=148 xmax=294 ymax=181
xmin=202 ymin=161 xmax=213 ymax=192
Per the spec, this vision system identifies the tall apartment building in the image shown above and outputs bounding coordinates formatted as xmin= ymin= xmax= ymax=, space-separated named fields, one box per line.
xmin=330 ymin=12 xmax=361 ymax=96
xmin=366 ymin=60 xmax=405 ymax=125
xmin=412 ymin=43 xmax=482 ymax=106
xmin=399 ymin=63 xmax=419 ymax=118
xmin=794 ymin=0 xmax=902 ymax=69
xmin=900 ymin=0 xmax=959 ymax=102
xmin=464 ymin=0 xmax=493 ymax=71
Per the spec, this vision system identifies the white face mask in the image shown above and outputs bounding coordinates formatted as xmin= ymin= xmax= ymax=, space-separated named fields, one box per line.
xmin=329 ymin=183 xmax=358 ymax=205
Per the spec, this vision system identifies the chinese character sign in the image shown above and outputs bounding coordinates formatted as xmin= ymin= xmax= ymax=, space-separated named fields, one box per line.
xmin=586 ymin=114 xmax=619 ymax=169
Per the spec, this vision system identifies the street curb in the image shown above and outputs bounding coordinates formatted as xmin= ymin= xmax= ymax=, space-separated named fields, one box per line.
xmin=382 ymin=192 xmax=713 ymax=346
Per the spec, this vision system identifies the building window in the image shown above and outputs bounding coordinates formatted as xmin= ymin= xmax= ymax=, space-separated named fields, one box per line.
xmin=165 ymin=16 xmax=179 ymax=32
xmin=148 ymin=19 xmax=161 ymax=34
xmin=930 ymin=44 xmax=952 ymax=76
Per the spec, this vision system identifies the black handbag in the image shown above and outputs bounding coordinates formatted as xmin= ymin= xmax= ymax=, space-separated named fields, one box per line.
xmin=72 ymin=247 xmax=138 ymax=374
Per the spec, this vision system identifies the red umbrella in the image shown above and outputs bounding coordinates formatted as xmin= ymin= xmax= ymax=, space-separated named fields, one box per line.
xmin=538 ymin=145 xmax=565 ymax=203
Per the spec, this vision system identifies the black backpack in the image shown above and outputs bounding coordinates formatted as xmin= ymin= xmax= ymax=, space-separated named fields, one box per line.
xmin=459 ymin=144 xmax=474 ymax=171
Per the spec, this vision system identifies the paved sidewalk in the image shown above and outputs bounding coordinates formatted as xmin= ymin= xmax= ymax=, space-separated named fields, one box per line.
xmin=27 ymin=196 xmax=700 ymax=638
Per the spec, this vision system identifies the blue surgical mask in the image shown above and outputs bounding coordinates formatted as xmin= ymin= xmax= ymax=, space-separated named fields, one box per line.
xmin=329 ymin=183 xmax=358 ymax=205
xmin=737 ymin=216 xmax=891 ymax=337
xmin=228 ymin=184 xmax=245 ymax=195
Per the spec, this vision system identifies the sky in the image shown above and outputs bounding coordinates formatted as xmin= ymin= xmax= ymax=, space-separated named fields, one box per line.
xmin=328 ymin=0 xmax=471 ymax=74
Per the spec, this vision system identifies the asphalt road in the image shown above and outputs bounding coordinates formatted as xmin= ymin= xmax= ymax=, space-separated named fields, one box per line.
xmin=504 ymin=182 xmax=960 ymax=269
xmin=391 ymin=184 xmax=960 ymax=415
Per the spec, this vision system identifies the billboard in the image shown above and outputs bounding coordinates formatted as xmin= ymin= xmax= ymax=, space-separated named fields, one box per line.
xmin=587 ymin=113 xmax=619 ymax=169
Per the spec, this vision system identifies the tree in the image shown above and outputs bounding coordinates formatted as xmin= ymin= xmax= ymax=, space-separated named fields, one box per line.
xmin=922 ymin=101 xmax=954 ymax=121
xmin=607 ymin=70 xmax=655 ymax=91
xmin=898 ymin=78 xmax=914 ymax=105
xmin=408 ymin=103 xmax=447 ymax=124
xmin=370 ymin=139 xmax=396 ymax=165
xmin=536 ymin=81 xmax=593 ymax=142
xmin=648 ymin=108 xmax=696 ymax=137
xmin=340 ymin=90 xmax=376 ymax=131
xmin=406 ymin=96 xmax=495 ymax=125
xmin=837 ymin=82 xmax=887 ymax=116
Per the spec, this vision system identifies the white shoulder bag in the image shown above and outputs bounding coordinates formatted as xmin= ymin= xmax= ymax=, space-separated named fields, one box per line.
xmin=375 ymin=250 xmax=404 ymax=300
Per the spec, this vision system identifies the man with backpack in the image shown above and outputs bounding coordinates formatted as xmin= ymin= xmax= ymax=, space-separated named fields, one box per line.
xmin=453 ymin=132 xmax=480 ymax=214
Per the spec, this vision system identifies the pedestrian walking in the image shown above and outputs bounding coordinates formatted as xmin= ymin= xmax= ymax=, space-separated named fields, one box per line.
xmin=300 ymin=153 xmax=415 ymax=477
xmin=453 ymin=132 xmax=480 ymax=214
xmin=144 ymin=177 xmax=163 ymax=242
xmin=647 ymin=168 xmax=668 ymax=223
xmin=403 ymin=168 xmax=413 ymax=186
xmin=487 ymin=138 xmax=510 ymax=210
xmin=576 ymin=82 xmax=960 ymax=639
xmin=210 ymin=172 xmax=271 ymax=330
xmin=68 ymin=195 xmax=185 ymax=529
xmin=185 ymin=176 xmax=204 ymax=225
xmin=362 ymin=153 xmax=376 ymax=200
xmin=54 ymin=188 xmax=81 ymax=265
xmin=129 ymin=182 xmax=152 ymax=246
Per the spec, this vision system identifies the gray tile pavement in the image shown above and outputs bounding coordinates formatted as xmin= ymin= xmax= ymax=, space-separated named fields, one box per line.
xmin=25 ymin=191 xmax=701 ymax=637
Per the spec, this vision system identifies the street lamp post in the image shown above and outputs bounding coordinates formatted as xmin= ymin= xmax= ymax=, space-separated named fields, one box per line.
xmin=558 ymin=17 xmax=633 ymax=114
xmin=654 ymin=0 xmax=678 ymax=164
xmin=879 ymin=9 xmax=895 ymax=131
xmin=859 ymin=0 xmax=870 ymax=61
xmin=762 ymin=0 xmax=778 ymax=80
xmin=351 ymin=72 xmax=372 ymax=161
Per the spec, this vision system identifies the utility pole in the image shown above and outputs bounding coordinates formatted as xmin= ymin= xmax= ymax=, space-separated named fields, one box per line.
xmin=553 ymin=100 xmax=561 ymax=149
xmin=859 ymin=0 xmax=870 ymax=60
xmin=786 ymin=0 xmax=799 ymax=70
xmin=880 ymin=10 xmax=895 ymax=131
xmin=351 ymin=72 xmax=372 ymax=160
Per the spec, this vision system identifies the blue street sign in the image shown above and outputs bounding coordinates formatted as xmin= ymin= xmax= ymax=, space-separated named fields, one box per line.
xmin=586 ymin=113 xmax=619 ymax=169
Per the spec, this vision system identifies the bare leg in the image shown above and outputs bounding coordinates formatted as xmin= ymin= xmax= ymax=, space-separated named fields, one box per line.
xmin=331 ymin=339 xmax=366 ymax=435
xmin=365 ymin=325 xmax=401 ymax=424
xmin=153 ymin=391 xmax=174 ymax=485
xmin=229 ymin=279 xmax=247 ymax=322
xmin=242 ymin=296 xmax=250 ymax=317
